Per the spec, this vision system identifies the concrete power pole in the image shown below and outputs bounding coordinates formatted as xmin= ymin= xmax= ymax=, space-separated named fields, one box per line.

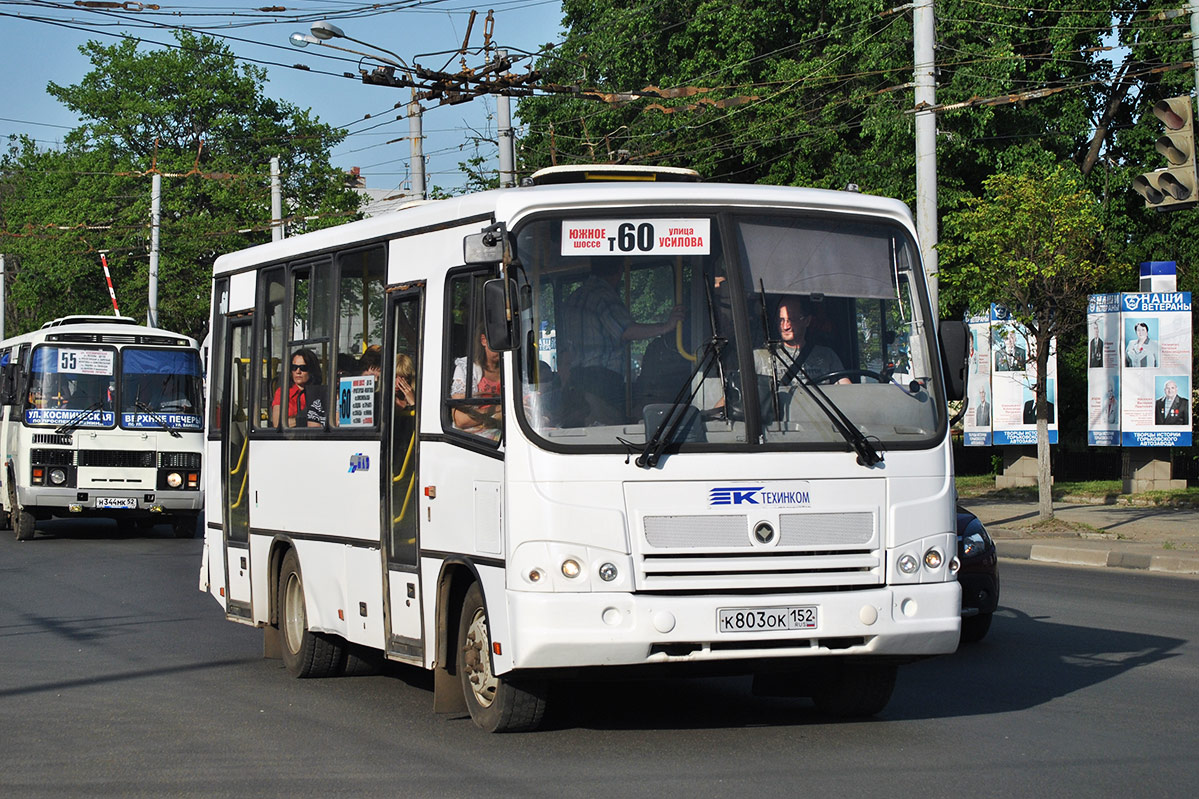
xmin=914 ymin=0 xmax=939 ymax=314
xmin=0 ymin=253 xmax=6 ymax=341
xmin=496 ymin=50 xmax=516 ymax=189
xmin=409 ymin=93 xmax=426 ymax=200
xmin=148 ymin=173 xmax=161 ymax=328
xmin=271 ymin=156 xmax=284 ymax=242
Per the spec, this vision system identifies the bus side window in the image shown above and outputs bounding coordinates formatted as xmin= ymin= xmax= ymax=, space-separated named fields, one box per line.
xmin=257 ymin=267 xmax=286 ymax=430
xmin=288 ymin=260 xmax=332 ymax=430
xmin=333 ymin=246 xmax=385 ymax=428
xmin=444 ymin=270 xmax=502 ymax=442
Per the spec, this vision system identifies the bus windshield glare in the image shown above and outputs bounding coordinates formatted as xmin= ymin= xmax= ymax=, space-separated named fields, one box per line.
xmin=120 ymin=348 xmax=204 ymax=430
xmin=24 ymin=346 xmax=116 ymax=428
xmin=515 ymin=210 xmax=942 ymax=451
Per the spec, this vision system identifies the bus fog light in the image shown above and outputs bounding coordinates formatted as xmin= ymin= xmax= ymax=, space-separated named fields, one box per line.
xmin=49 ymin=468 xmax=67 ymax=486
xmin=561 ymin=559 xmax=582 ymax=579
xmin=924 ymin=548 xmax=943 ymax=569
xmin=598 ymin=562 xmax=618 ymax=582
xmin=898 ymin=554 xmax=918 ymax=574
xmin=166 ymin=472 xmax=183 ymax=488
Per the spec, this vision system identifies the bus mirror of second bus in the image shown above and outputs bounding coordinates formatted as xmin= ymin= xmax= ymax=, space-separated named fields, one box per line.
xmin=937 ymin=319 xmax=968 ymax=401
xmin=483 ymin=278 xmax=519 ymax=351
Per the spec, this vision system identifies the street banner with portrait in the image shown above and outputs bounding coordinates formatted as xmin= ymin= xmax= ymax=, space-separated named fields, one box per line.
xmin=989 ymin=304 xmax=1058 ymax=446
xmin=1119 ymin=292 xmax=1192 ymax=447
xmin=1086 ymin=293 xmax=1121 ymax=446
xmin=963 ymin=314 xmax=992 ymax=446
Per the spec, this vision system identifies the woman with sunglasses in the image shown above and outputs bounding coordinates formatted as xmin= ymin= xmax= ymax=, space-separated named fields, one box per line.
xmin=271 ymin=348 xmax=322 ymax=427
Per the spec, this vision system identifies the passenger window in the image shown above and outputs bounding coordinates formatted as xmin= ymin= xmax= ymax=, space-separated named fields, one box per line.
xmin=256 ymin=267 xmax=285 ymax=430
xmin=333 ymin=246 xmax=386 ymax=428
xmin=444 ymin=270 xmax=502 ymax=442
xmin=287 ymin=261 xmax=333 ymax=430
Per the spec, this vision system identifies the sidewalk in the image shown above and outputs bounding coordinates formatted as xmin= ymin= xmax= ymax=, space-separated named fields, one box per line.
xmin=959 ymin=496 xmax=1199 ymax=576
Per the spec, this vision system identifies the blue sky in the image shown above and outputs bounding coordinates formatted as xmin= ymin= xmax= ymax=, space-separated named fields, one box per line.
xmin=0 ymin=1 xmax=565 ymax=193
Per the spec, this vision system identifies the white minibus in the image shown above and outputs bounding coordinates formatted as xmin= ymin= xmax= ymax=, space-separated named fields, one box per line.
xmin=200 ymin=166 xmax=968 ymax=731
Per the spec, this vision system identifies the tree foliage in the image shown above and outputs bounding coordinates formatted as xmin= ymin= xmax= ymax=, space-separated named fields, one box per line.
xmin=940 ymin=164 xmax=1120 ymax=516
xmin=0 ymin=31 xmax=360 ymax=338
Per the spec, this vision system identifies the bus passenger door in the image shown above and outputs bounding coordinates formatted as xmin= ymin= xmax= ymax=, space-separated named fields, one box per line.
xmin=222 ymin=319 xmax=253 ymax=618
xmin=383 ymin=289 xmax=424 ymax=660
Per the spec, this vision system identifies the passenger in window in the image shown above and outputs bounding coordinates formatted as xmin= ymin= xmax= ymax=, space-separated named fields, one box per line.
xmin=757 ymin=296 xmax=851 ymax=385
xmin=560 ymin=259 xmax=684 ymax=416
xmin=394 ymin=353 xmax=416 ymax=410
xmin=272 ymin=348 xmax=321 ymax=428
xmin=450 ymin=331 xmax=502 ymax=438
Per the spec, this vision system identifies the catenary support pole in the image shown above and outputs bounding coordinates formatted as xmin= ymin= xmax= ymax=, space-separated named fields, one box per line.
xmin=148 ymin=173 xmax=161 ymax=328
xmin=0 ymin=253 xmax=6 ymax=341
xmin=409 ymin=93 xmax=426 ymax=200
xmin=271 ymin=156 xmax=284 ymax=242
xmin=914 ymin=0 xmax=938 ymax=314
xmin=497 ymin=50 xmax=516 ymax=188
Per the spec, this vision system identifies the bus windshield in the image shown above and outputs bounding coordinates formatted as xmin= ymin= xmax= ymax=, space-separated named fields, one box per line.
xmin=24 ymin=345 xmax=117 ymax=428
xmin=120 ymin=348 xmax=204 ymax=430
xmin=514 ymin=210 xmax=942 ymax=452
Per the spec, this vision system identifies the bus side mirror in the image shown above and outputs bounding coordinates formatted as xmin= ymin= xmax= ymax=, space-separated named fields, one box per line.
xmin=0 ymin=363 xmax=19 ymax=406
xmin=464 ymin=223 xmax=511 ymax=265
xmin=938 ymin=320 xmax=967 ymax=401
xmin=483 ymin=278 xmax=518 ymax=352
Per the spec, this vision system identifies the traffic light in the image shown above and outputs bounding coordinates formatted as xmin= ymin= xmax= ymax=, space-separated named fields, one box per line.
xmin=1133 ymin=96 xmax=1197 ymax=211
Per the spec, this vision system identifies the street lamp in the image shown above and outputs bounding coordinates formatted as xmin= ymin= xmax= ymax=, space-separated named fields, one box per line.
xmin=290 ymin=21 xmax=425 ymax=199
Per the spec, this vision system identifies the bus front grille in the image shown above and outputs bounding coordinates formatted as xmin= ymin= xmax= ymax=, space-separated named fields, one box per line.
xmin=77 ymin=450 xmax=155 ymax=468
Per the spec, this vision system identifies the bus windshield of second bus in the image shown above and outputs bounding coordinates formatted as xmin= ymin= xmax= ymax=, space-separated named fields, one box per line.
xmin=512 ymin=209 xmax=941 ymax=454
xmin=24 ymin=345 xmax=203 ymax=432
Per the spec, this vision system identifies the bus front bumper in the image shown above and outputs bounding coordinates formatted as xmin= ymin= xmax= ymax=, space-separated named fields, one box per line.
xmin=20 ymin=485 xmax=203 ymax=515
xmin=504 ymin=581 xmax=961 ymax=671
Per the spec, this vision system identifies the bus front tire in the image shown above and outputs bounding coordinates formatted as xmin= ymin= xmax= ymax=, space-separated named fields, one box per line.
xmin=278 ymin=549 xmax=344 ymax=678
xmin=457 ymin=582 xmax=547 ymax=733
xmin=13 ymin=506 xmax=35 ymax=541
xmin=811 ymin=661 xmax=897 ymax=718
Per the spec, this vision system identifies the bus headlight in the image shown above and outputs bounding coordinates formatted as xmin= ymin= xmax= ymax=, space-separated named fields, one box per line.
xmin=598 ymin=562 xmax=618 ymax=582
xmin=49 ymin=468 xmax=67 ymax=486
xmin=898 ymin=554 xmax=919 ymax=574
xmin=166 ymin=472 xmax=183 ymax=488
xmin=923 ymin=548 xmax=944 ymax=569
xmin=561 ymin=559 xmax=582 ymax=579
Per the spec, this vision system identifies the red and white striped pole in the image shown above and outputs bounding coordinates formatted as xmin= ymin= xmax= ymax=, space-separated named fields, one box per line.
xmin=100 ymin=253 xmax=120 ymax=315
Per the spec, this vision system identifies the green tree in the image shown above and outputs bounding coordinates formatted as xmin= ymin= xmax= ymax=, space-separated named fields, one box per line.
xmin=939 ymin=163 xmax=1121 ymax=519
xmin=0 ymin=30 xmax=360 ymax=337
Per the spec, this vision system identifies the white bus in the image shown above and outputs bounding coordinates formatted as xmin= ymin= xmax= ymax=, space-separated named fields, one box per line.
xmin=0 ymin=316 xmax=205 ymax=540
xmin=199 ymin=166 xmax=968 ymax=732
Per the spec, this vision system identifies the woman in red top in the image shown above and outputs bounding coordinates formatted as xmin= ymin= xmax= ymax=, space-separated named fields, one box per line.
xmin=272 ymin=349 xmax=321 ymax=427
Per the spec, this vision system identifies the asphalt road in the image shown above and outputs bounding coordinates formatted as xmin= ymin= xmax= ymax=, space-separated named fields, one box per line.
xmin=2 ymin=521 xmax=1197 ymax=797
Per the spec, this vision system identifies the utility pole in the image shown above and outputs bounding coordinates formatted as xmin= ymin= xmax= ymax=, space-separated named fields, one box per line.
xmin=496 ymin=50 xmax=516 ymax=188
xmin=0 ymin=253 xmax=6 ymax=341
xmin=1192 ymin=2 xmax=1199 ymax=93
xmin=409 ymin=93 xmax=426 ymax=200
xmin=271 ymin=156 xmax=284 ymax=242
xmin=914 ymin=0 xmax=939 ymax=314
xmin=148 ymin=173 xmax=161 ymax=328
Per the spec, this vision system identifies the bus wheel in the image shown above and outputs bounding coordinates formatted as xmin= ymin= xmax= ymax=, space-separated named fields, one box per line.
xmin=171 ymin=516 xmax=197 ymax=539
xmin=457 ymin=582 xmax=547 ymax=732
xmin=811 ymin=661 xmax=897 ymax=718
xmin=278 ymin=549 xmax=344 ymax=678
xmin=13 ymin=506 xmax=35 ymax=541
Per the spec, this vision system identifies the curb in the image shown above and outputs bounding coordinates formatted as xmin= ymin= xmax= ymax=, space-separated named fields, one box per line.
xmin=996 ymin=540 xmax=1199 ymax=575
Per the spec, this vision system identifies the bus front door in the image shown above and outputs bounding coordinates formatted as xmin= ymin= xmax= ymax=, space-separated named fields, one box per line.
xmin=383 ymin=290 xmax=424 ymax=661
xmin=222 ymin=319 xmax=253 ymax=618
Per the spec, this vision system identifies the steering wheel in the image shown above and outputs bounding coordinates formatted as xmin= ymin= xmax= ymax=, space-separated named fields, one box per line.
xmin=813 ymin=369 xmax=887 ymax=385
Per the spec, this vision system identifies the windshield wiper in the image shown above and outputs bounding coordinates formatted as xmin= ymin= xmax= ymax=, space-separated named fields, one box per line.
xmin=754 ymin=286 xmax=881 ymax=467
xmin=54 ymin=401 xmax=105 ymax=435
xmin=637 ymin=273 xmax=727 ymax=469
xmin=135 ymin=401 xmax=182 ymax=438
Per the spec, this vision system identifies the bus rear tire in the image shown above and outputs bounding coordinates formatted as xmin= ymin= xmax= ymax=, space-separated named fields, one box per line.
xmin=811 ymin=661 xmax=897 ymax=718
xmin=278 ymin=549 xmax=344 ymax=678
xmin=457 ymin=582 xmax=547 ymax=732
